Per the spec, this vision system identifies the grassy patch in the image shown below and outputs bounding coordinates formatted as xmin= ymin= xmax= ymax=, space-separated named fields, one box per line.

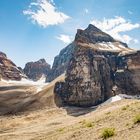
xmin=101 ymin=128 xmax=115 ymax=139
xmin=133 ymin=114 xmax=140 ymax=124
xmin=122 ymin=105 xmax=129 ymax=111
xmin=79 ymin=120 xmax=94 ymax=128
xmin=105 ymin=112 xmax=111 ymax=115
xmin=57 ymin=127 xmax=65 ymax=132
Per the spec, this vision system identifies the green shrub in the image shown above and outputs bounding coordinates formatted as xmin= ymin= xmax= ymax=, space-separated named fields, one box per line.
xmin=133 ymin=114 xmax=140 ymax=124
xmin=80 ymin=120 xmax=94 ymax=128
xmin=122 ymin=105 xmax=129 ymax=111
xmin=58 ymin=127 xmax=65 ymax=132
xmin=85 ymin=121 xmax=94 ymax=128
xmin=101 ymin=128 xmax=115 ymax=139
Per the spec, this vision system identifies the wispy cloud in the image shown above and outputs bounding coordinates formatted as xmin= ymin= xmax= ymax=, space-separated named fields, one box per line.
xmin=23 ymin=0 xmax=70 ymax=27
xmin=56 ymin=34 xmax=73 ymax=44
xmin=90 ymin=16 xmax=140 ymax=44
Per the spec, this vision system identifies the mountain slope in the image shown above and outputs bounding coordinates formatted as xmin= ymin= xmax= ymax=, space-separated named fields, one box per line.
xmin=0 ymin=74 xmax=65 ymax=115
xmin=0 ymin=51 xmax=26 ymax=81
xmin=0 ymin=99 xmax=140 ymax=140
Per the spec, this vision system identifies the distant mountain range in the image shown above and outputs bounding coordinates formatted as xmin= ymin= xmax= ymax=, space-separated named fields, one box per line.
xmin=0 ymin=24 xmax=140 ymax=108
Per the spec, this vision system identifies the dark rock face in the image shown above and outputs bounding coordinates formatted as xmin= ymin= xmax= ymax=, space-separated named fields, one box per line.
xmin=47 ymin=24 xmax=128 ymax=82
xmin=24 ymin=59 xmax=51 ymax=81
xmin=47 ymin=43 xmax=75 ymax=82
xmin=0 ymin=51 xmax=24 ymax=81
xmin=54 ymin=24 xmax=140 ymax=107
xmin=115 ymin=51 xmax=140 ymax=95
xmin=54 ymin=45 xmax=114 ymax=107
xmin=75 ymin=24 xmax=115 ymax=44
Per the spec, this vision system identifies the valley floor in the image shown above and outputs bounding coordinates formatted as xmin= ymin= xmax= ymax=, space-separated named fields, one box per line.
xmin=0 ymin=99 xmax=140 ymax=140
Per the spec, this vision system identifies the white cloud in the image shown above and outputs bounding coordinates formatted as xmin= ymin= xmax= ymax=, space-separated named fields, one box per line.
xmin=134 ymin=39 xmax=139 ymax=44
xmin=23 ymin=0 xmax=70 ymax=27
xmin=90 ymin=16 xmax=140 ymax=44
xmin=56 ymin=34 xmax=72 ymax=44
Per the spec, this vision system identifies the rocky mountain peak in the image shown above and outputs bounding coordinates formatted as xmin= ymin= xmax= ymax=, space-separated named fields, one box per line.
xmin=0 ymin=52 xmax=7 ymax=58
xmin=86 ymin=24 xmax=103 ymax=33
xmin=38 ymin=58 xmax=47 ymax=64
xmin=75 ymin=24 xmax=115 ymax=44
xmin=0 ymin=51 xmax=25 ymax=81
xmin=47 ymin=24 xmax=130 ymax=82
xmin=24 ymin=59 xmax=51 ymax=81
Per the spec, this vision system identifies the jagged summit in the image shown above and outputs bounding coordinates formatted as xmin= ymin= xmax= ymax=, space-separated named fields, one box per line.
xmin=38 ymin=58 xmax=47 ymax=64
xmin=74 ymin=24 xmax=130 ymax=52
xmin=47 ymin=24 xmax=132 ymax=82
xmin=75 ymin=24 xmax=115 ymax=44
xmin=0 ymin=51 xmax=25 ymax=81
xmin=24 ymin=59 xmax=51 ymax=81
xmin=0 ymin=52 xmax=7 ymax=58
xmin=86 ymin=24 xmax=102 ymax=32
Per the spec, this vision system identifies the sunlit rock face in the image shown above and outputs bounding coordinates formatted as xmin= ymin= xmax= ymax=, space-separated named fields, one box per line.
xmin=0 ymin=51 xmax=24 ymax=81
xmin=24 ymin=59 xmax=51 ymax=81
xmin=54 ymin=24 xmax=140 ymax=107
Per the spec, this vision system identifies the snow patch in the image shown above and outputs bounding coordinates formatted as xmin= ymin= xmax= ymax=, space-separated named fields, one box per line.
xmin=102 ymin=94 xmax=140 ymax=105
xmin=119 ymin=44 xmax=126 ymax=49
xmin=116 ymin=69 xmax=124 ymax=72
xmin=102 ymin=95 xmax=123 ymax=105
xmin=98 ymin=42 xmax=131 ymax=52
xmin=1 ymin=75 xmax=49 ymax=92
xmin=108 ymin=42 xmax=120 ymax=50
xmin=98 ymin=42 xmax=120 ymax=51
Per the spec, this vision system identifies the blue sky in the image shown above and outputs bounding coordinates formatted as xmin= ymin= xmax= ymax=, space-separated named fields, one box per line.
xmin=0 ymin=0 xmax=140 ymax=68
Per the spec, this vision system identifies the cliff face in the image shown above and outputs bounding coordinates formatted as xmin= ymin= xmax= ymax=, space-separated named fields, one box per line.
xmin=0 ymin=52 xmax=24 ymax=81
xmin=55 ymin=45 xmax=114 ymax=107
xmin=46 ymin=43 xmax=75 ymax=82
xmin=24 ymin=59 xmax=51 ymax=81
xmin=47 ymin=25 xmax=130 ymax=82
xmin=115 ymin=51 xmax=140 ymax=95
xmin=54 ymin=24 xmax=140 ymax=107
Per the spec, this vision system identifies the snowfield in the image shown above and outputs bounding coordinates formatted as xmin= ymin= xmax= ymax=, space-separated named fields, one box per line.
xmin=1 ymin=75 xmax=49 ymax=92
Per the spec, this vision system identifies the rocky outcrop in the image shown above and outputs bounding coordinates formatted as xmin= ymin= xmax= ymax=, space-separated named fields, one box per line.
xmin=0 ymin=51 xmax=24 ymax=81
xmin=55 ymin=45 xmax=114 ymax=107
xmin=54 ymin=24 xmax=139 ymax=107
xmin=115 ymin=51 xmax=140 ymax=95
xmin=47 ymin=25 xmax=129 ymax=83
xmin=24 ymin=59 xmax=51 ymax=81
xmin=75 ymin=24 xmax=115 ymax=44
xmin=46 ymin=43 xmax=75 ymax=82
xmin=75 ymin=24 xmax=128 ymax=48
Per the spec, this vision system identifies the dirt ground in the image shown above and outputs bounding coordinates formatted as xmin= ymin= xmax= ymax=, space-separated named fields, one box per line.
xmin=0 ymin=75 xmax=140 ymax=140
xmin=0 ymin=99 xmax=140 ymax=140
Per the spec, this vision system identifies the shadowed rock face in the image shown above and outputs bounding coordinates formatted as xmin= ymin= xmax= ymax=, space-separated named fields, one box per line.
xmin=46 ymin=43 xmax=75 ymax=82
xmin=0 ymin=51 xmax=24 ymax=81
xmin=55 ymin=45 xmax=114 ymax=107
xmin=115 ymin=51 xmax=140 ymax=95
xmin=54 ymin=24 xmax=140 ymax=107
xmin=75 ymin=24 xmax=115 ymax=44
xmin=24 ymin=59 xmax=51 ymax=81
xmin=47 ymin=25 xmax=129 ymax=83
